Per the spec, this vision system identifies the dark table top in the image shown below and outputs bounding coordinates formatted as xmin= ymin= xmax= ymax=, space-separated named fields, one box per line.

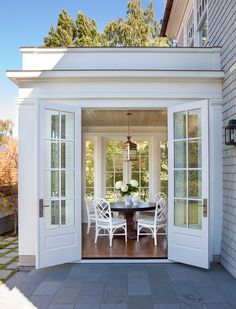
xmin=110 ymin=201 xmax=156 ymax=212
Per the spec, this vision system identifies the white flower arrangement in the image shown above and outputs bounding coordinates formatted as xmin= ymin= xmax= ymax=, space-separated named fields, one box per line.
xmin=115 ymin=180 xmax=139 ymax=197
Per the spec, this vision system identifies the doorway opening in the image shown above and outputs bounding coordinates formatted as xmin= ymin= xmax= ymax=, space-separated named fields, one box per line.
xmin=81 ymin=109 xmax=168 ymax=259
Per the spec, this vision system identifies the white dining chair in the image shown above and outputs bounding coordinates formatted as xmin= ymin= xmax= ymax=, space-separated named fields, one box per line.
xmin=84 ymin=194 xmax=96 ymax=234
xmin=137 ymin=198 xmax=167 ymax=246
xmin=93 ymin=198 xmax=127 ymax=247
xmin=139 ymin=192 xmax=167 ymax=220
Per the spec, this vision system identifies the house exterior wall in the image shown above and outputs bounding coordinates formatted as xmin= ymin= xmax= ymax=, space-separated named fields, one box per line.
xmin=208 ymin=0 xmax=236 ymax=277
xmin=168 ymin=0 xmax=236 ymax=278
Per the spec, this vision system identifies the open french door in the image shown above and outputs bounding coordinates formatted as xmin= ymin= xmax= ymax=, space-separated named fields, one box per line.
xmin=168 ymin=100 xmax=209 ymax=269
xmin=37 ymin=102 xmax=81 ymax=269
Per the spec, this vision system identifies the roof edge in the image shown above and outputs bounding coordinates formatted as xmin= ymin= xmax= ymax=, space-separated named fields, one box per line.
xmin=160 ymin=0 xmax=174 ymax=37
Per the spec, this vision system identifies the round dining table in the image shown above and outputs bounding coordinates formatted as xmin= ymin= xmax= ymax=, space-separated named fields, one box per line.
xmin=110 ymin=201 xmax=156 ymax=239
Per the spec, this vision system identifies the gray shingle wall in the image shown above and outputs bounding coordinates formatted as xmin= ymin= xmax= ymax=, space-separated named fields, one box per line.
xmin=208 ymin=0 xmax=236 ymax=277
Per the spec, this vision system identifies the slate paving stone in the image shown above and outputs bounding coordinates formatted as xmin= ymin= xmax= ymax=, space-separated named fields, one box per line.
xmin=4 ymin=251 xmax=18 ymax=258
xmin=205 ymin=304 xmax=235 ymax=309
xmin=180 ymin=304 xmax=207 ymax=309
xmin=0 ymin=269 xmax=12 ymax=279
xmin=128 ymin=270 xmax=148 ymax=281
xmin=51 ymin=287 xmax=80 ymax=304
xmin=102 ymin=294 xmax=128 ymax=304
xmin=47 ymin=305 xmax=74 ymax=309
xmin=33 ymin=281 xmax=61 ymax=296
xmin=155 ymin=304 xmax=181 ymax=309
xmin=196 ymin=286 xmax=228 ymax=303
xmin=174 ymin=286 xmax=204 ymax=305
xmin=127 ymin=295 xmax=154 ymax=309
xmin=6 ymin=261 xmax=19 ymax=270
xmin=152 ymin=287 xmax=178 ymax=304
xmin=79 ymin=281 xmax=105 ymax=295
xmin=128 ymin=281 xmax=151 ymax=295
xmin=101 ymin=305 xmax=127 ymax=309
xmin=103 ymin=286 xmax=127 ymax=296
xmin=30 ymin=295 xmax=53 ymax=309
xmin=74 ymin=295 xmax=102 ymax=309
xmin=0 ymin=257 xmax=13 ymax=264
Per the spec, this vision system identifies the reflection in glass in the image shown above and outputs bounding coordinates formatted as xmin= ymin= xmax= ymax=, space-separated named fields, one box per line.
xmin=61 ymin=142 xmax=74 ymax=169
xmin=188 ymin=200 xmax=202 ymax=229
xmin=174 ymin=199 xmax=187 ymax=227
xmin=61 ymin=171 xmax=74 ymax=198
xmin=45 ymin=142 xmax=59 ymax=169
xmin=174 ymin=170 xmax=187 ymax=198
xmin=174 ymin=141 xmax=186 ymax=168
xmin=188 ymin=170 xmax=202 ymax=199
xmin=188 ymin=140 xmax=202 ymax=168
xmin=45 ymin=110 xmax=60 ymax=139
xmin=188 ymin=109 xmax=201 ymax=138
xmin=174 ymin=112 xmax=186 ymax=139
xmin=61 ymin=112 xmax=74 ymax=140
xmin=44 ymin=171 xmax=59 ymax=198
xmin=51 ymin=200 xmax=59 ymax=225
xmin=61 ymin=200 xmax=74 ymax=227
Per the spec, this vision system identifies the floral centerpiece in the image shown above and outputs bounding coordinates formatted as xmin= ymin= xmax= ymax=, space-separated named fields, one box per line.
xmin=115 ymin=180 xmax=139 ymax=205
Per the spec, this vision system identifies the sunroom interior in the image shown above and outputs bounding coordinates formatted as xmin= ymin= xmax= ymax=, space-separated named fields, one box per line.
xmin=81 ymin=109 xmax=168 ymax=259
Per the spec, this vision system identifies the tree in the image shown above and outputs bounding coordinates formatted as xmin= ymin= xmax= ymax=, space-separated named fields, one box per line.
xmin=44 ymin=1 xmax=169 ymax=47
xmin=44 ymin=10 xmax=102 ymax=47
xmin=0 ymin=137 xmax=18 ymax=235
xmin=104 ymin=0 xmax=167 ymax=47
xmin=0 ymin=120 xmax=14 ymax=144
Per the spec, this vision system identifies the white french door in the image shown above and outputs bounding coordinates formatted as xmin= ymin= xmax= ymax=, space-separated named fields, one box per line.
xmin=168 ymin=100 xmax=209 ymax=269
xmin=37 ymin=102 xmax=81 ymax=269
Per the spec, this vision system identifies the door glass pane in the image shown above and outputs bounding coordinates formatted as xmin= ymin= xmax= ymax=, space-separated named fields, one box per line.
xmin=141 ymin=172 xmax=149 ymax=187
xmin=188 ymin=140 xmax=202 ymax=168
xmin=61 ymin=112 xmax=74 ymax=140
xmin=45 ymin=110 xmax=59 ymax=139
xmin=174 ymin=170 xmax=187 ymax=198
xmin=61 ymin=200 xmax=74 ymax=227
xmin=174 ymin=199 xmax=187 ymax=227
xmin=174 ymin=141 xmax=186 ymax=168
xmin=44 ymin=142 xmax=59 ymax=169
xmin=188 ymin=200 xmax=202 ymax=229
xmin=61 ymin=142 xmax=74 ymax=169
xmin=188 ymin=109 xmax=201 ymax=138
xmin=174 ymin=111 xmax=186 ymax=139
xmin=45 ymin=171 xmax=59 ymax=198
xmin=188 ymin=170 xmax=202 ymax=199
xmin=61 ymin=171 xmax=74 ymax=198
xmin=45 ymin=200 xmax=59 ymax=229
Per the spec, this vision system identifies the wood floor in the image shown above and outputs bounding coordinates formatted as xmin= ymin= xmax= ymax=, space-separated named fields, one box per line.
xmin=82 ymin=223 xmax=168 ymax=259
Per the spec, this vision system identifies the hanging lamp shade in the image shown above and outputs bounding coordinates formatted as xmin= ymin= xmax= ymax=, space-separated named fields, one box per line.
xmin=123 ymin=113 xmax=138 ymax=161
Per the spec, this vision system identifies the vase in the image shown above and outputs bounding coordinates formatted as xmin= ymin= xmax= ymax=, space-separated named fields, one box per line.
xmin=132 ymin=196 xmax=140 ymax=206
xmin=124 ymin=195 xmax=132 ymax=205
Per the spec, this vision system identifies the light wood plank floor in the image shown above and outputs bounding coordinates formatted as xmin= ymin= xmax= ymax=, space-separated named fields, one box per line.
xmin=82 ymin=223 xmax=168 ymax=259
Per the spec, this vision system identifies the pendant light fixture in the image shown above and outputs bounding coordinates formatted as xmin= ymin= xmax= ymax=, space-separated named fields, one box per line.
xmin=122 ymin=112 xmax=138 ymax=162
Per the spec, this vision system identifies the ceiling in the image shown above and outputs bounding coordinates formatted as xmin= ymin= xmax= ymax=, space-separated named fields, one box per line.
xmin=82 ymin=110 xmax=167 ymax=127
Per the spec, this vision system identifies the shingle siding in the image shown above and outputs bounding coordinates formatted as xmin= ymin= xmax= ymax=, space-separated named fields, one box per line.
xmin=208 ymin=0 xmax=236 ymax=277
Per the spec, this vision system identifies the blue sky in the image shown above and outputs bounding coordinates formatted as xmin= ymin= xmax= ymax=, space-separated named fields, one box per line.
xmin=0 ymin=0 xmax=165 ymax=135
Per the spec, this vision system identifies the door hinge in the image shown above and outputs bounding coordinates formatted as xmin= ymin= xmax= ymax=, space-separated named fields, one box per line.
xmin=203 ymin=198 xmax=207 ymax=218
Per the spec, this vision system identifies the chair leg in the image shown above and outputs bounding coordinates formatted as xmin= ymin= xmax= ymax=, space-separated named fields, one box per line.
xmin=95 ymin=226 xmax=98 ymax=244
xmin=87 ymin=220 xmax=90 ymax=234
xmin=109 ymin=230 xmax=113 ymax=247
xmin=154 ymin=229 xmax=157 ymax=246
xmin=137 ymin=225 xmax=140 ymax=242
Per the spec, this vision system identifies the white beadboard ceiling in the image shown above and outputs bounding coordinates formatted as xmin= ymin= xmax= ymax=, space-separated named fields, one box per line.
xmin=82 ymin=110 xmax=167 ymax=127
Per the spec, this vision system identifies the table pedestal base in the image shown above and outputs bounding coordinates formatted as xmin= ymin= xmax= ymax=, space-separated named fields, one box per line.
xmin=125 ymin=212 xmax=137 ymax=240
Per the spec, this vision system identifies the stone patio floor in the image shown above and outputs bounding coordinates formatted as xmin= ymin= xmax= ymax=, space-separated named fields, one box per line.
xmin=0 ymin=262 xmax=236 ymax=308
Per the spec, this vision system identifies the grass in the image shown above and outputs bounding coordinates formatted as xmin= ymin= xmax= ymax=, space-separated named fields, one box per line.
xmin=0 ymin=236 xmax=19 ymax=285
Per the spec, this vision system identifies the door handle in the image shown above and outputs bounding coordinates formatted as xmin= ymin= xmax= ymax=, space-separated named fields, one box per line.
xmin=39 ymin=199 xmax=50 ymax=217
xmin=203 ymin=198 xmax=207 ymax=218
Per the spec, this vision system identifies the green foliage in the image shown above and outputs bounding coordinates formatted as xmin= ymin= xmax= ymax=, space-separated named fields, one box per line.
xmin=160 ymin=141 xmax=168 ymax=195
xmin=104 ymin=0 xmax=168 ymax=47
xmin=44 ymin=1 xmax=169 ymax=47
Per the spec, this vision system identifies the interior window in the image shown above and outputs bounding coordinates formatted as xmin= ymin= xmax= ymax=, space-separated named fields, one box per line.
xmin=85 ymin=140 xmax=95 ymax=196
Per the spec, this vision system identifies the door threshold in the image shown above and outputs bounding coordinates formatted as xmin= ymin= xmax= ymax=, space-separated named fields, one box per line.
xmin=76 ymin=258 xmax=172 ymax=264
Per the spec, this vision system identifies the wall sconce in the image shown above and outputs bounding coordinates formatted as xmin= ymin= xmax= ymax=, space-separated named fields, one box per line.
xmin=225 ymin=119 xmax=236 ymax=145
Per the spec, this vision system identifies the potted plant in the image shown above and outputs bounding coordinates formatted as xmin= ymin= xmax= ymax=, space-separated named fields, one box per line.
xmin=115 ymin=180 xmax=139 ymax=205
